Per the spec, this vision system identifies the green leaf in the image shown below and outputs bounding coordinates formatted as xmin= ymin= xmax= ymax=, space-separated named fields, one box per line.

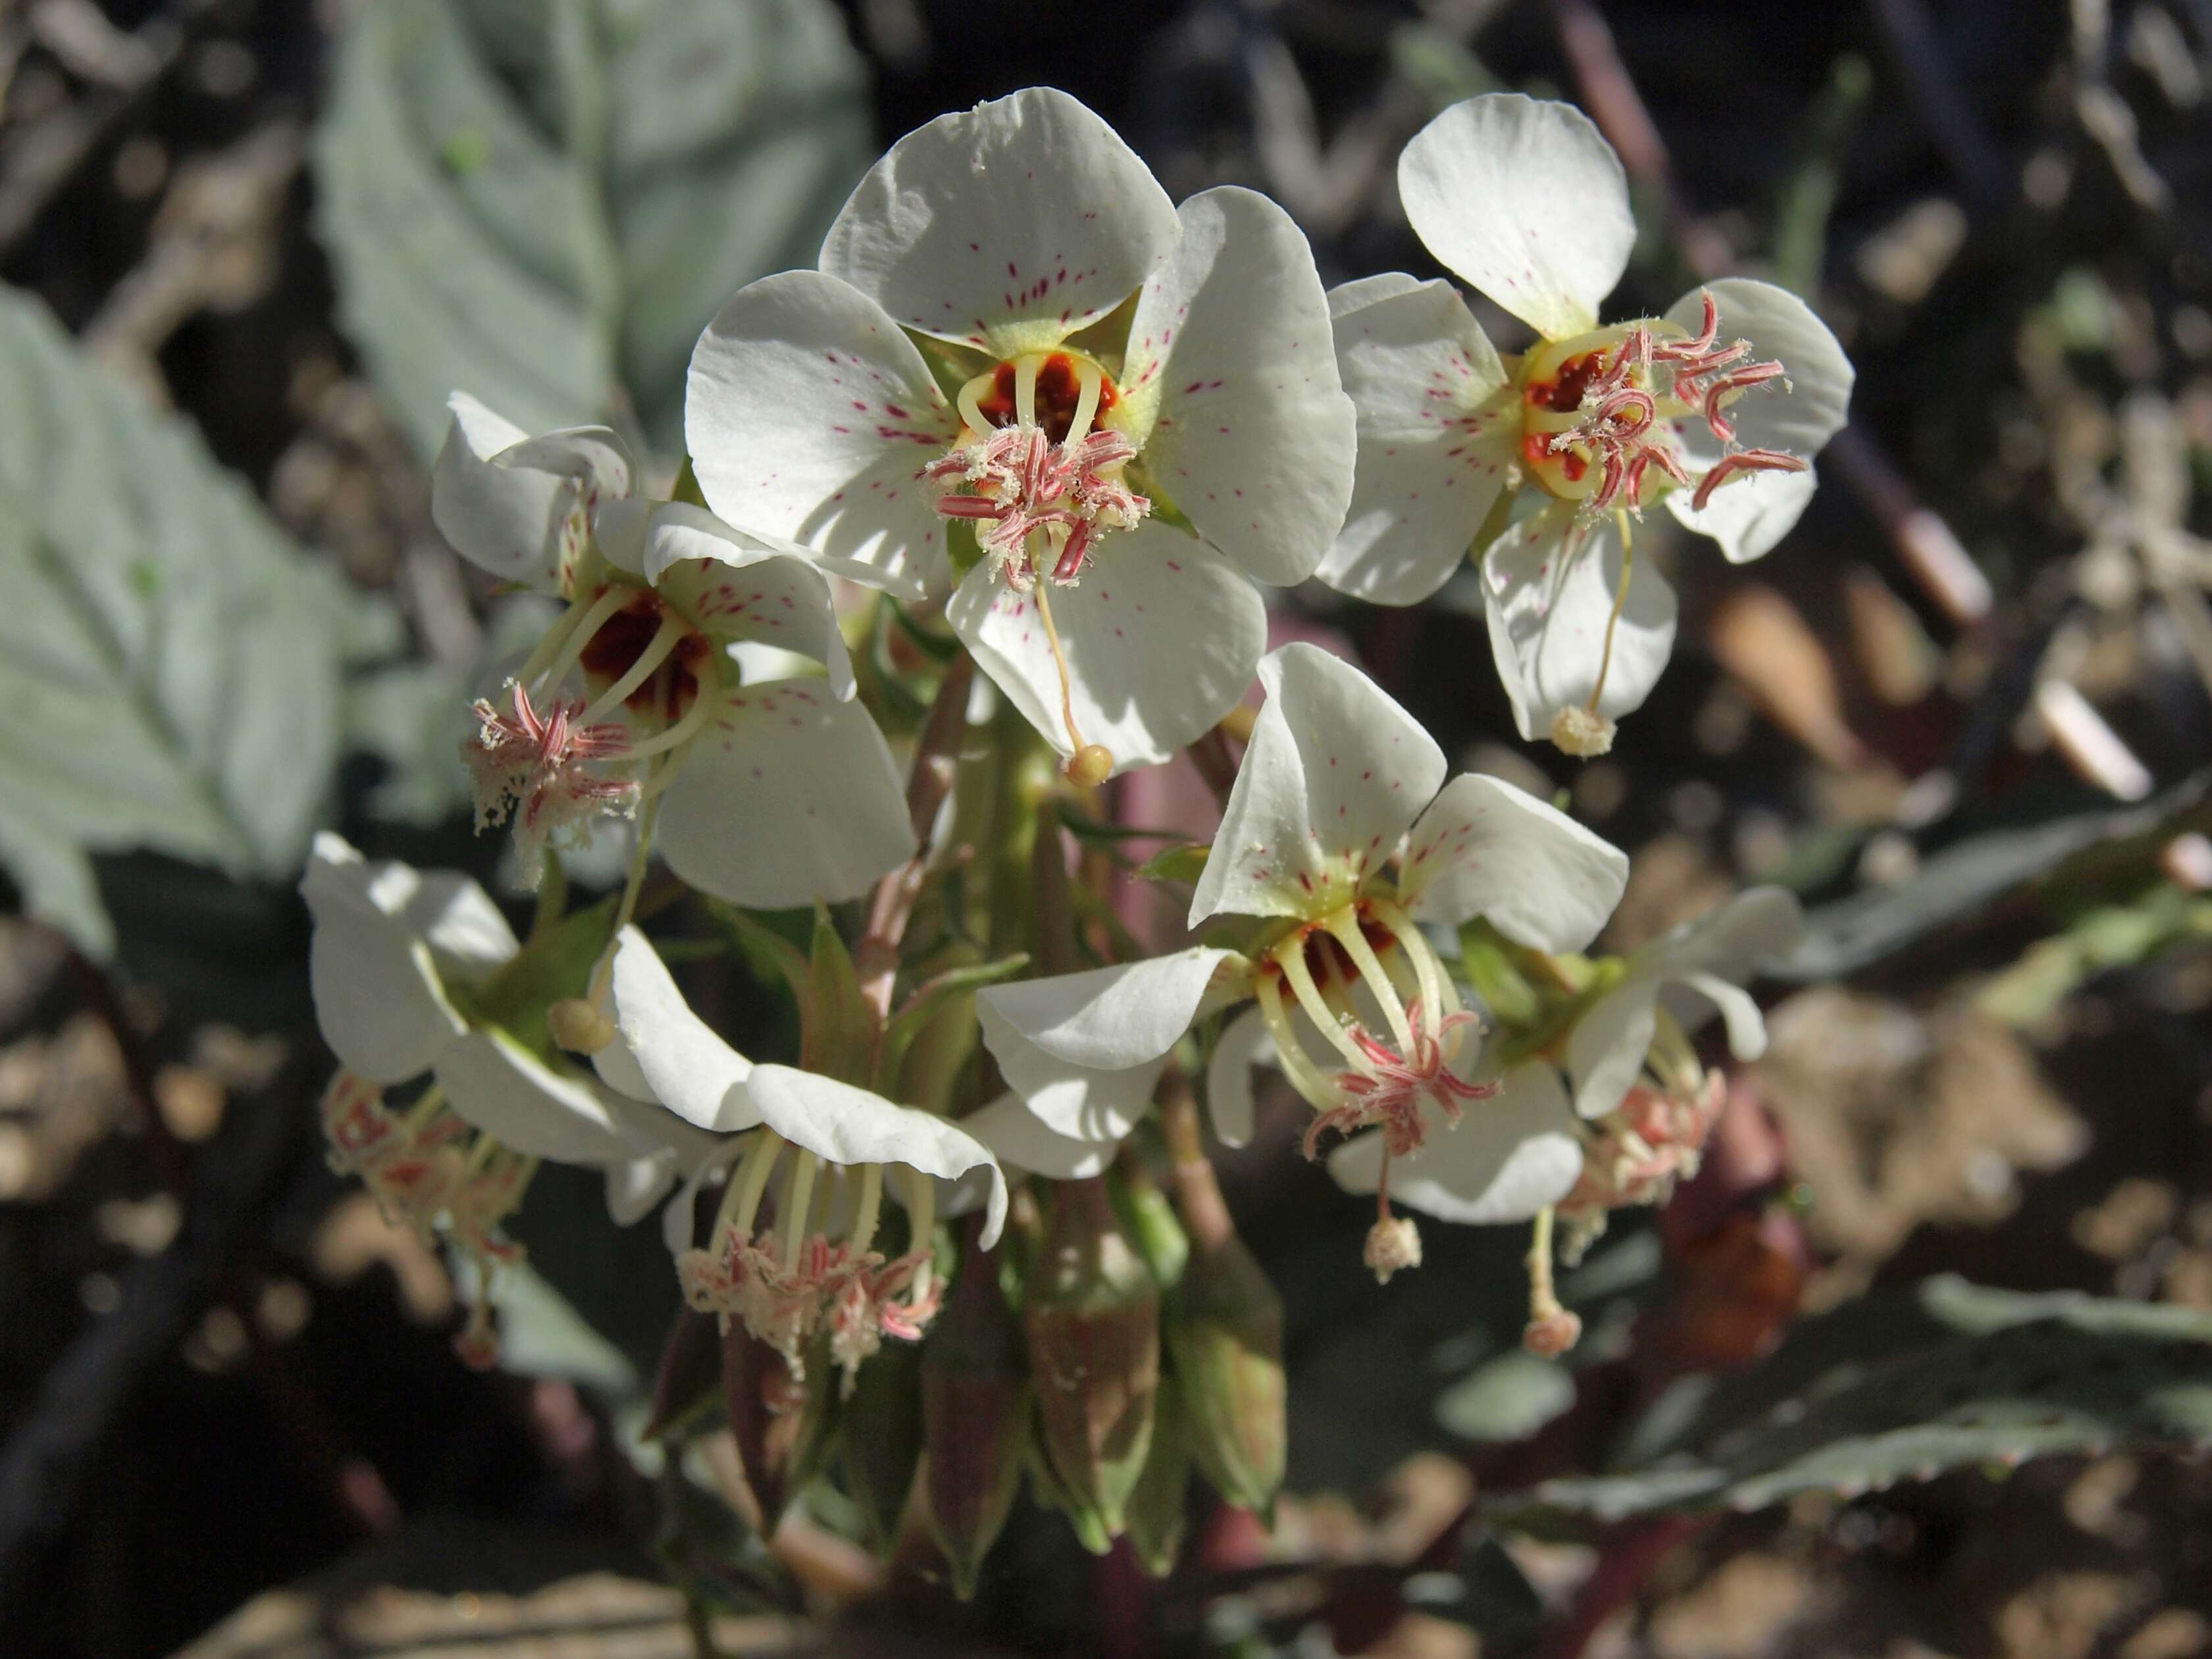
xmin=1136 ymin=843 xmax=1212 ymax=886
xmin=1505 ymin=1277 xmax=2212 ymax=1521
xmin=315 ymin=0 xmax=871 ymax=459
xmin=0 ymin=288 xmax=365 ymax=958
xmin=1776 ymin=770 xmax=2212 ymax=981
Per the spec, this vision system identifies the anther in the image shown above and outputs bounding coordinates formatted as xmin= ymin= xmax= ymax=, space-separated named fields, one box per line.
xmin=550 ymin=997 xmax=616 ymax=1054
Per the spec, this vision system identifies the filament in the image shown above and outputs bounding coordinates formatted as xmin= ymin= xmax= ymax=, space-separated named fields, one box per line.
xmin=577 ymin=617 xmax=684 ymax=724
xmin=527 ymin=586 xmax=629 ymax=700
xmin=1031 ymin=573 xmax=1090 ymax=757
xmin=1587 ymin=510 xmax=1636 ymax=713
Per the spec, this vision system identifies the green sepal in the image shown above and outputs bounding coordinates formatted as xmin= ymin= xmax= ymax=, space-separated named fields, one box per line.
xmin=1457 ymin=919 xmax=1542 ymax=1030
xmin=1137 ymin=843 xmax=1212 ymax=886
xmin=467 ymin=894 xmax=618 ymax=1058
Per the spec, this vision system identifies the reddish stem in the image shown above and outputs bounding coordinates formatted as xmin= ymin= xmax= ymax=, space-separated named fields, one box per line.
xmin=856 ymin=653 xmax=977 ymax=1021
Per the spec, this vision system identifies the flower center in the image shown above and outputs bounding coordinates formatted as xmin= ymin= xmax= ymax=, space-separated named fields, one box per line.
xmin=675 ymin=1134 xmax=942 ymax=1394
xmin=1515 ymin=290 xmax=1809 ymax=515
xmin=462 ymin=583 xmax=723 ymax=877
xmin=1249 ymin=896 xmax=1490 ymax=1161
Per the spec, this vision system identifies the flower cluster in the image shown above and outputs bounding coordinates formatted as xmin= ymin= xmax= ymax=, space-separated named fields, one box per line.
xmin=297 ymin=84 xmax=1835 ymax=1585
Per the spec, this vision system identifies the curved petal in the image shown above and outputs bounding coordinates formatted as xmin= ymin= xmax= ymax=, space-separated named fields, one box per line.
xmin=746 ymin=1065 xmax=1008 ymax=1250
xmin=594 ymin=499 xmax=854 ymax=697
xmin=948 ymin=524 xmax=1266 ymax=773
xmin=662 ymin=1135 xmax=751 ymax=1258
xmin=1397 ymin=94 xmax=1634 ymax=341
xmin=978 ymin=1002 xmax=1164 ymax=1142
xmin=1327 ymin=272 xmax=1428 ymax=317
xmin=1204 ymin=1005 xmax=1273 ymax=1150
xmin=1663 ymin=279 xmax=1854 ymax=463
xmin=979 ymin=946 xmax=1236 ymax=1071
xmin=1116 ymin=187 xmax=1356 ymax=586
xmin=1190 ymin=643 xmax=1444 ymax=927
xmin=1399 ymin=775 xmax=1628 ymax=952
xmin=1664 ymin=463 xmax=1818 ymax=565
xmin=819 ymin=87 xmax=1180 ymax=357
xmin=687 ymin=270 xmax=960 ymax=600
xmin=1644 ymin=886 xmax=1805 ymax=981
xmin=301 ymin=834 xmax=517 ymax=1083
xmin=432 ymin=1029 xmax=638 ymax=1162
xmin=605 ymin=1149 xmax=682 ymax=1225
xmin=1481 ymin=511 xmax=1678 ymax=742
xmin=1674 ymin=971 xmax=1770 ymax=1061
xmin=1318 ymin=277 xmax=1516 ymax=605
xmin=432 ymin=393 xmax=635 ymax=592
xmin=1328 ymin=1061 xmax=1583 ymax=1224
xmin=961 ymin=1092 xmax=1123 ymax=1181
xmin=657 ymin=681 xmax=917 ymax=909
xmin=1565 ymin=983 xmax=1659 ymax=1121
xmin=598 ymin=927 xmax=761 ymax=1133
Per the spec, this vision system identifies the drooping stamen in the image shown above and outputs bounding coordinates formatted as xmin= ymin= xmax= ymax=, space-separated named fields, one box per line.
xmin=1689 ymin=447 xmax=1809 ymax=511
xmin=1031 ymin=573 xmax=1114 ymax=784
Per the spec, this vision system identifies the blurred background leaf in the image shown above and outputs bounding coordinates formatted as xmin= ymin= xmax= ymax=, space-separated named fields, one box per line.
xmin=0 ymin=288 xmax=390 ymax=961
xmin=314 ymin=0 xmax=873 ymax=461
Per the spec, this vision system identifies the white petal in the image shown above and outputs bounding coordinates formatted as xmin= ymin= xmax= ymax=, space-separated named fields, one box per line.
xmin=686 ymin=270 xmax=960 ymax=600
xmin=1318 ymin=277 xmax=1516 ymax=605
xmin=1663 ymin=279 xmax=1854 ymax=462
xmin=604 ymin=1149 xmax=682 ymax=1225
xmin=657 ymin=681 xmax=917 ymax=909
xmin=1204 ymin=1005 xmax=1273 ymax=1150
xmin=1399 ymin=775 xmax=1628 ymax=952
xmin=977 ymin=1002 xmax=1164 ymax=1142
xmin=432 ymin=393 xmax=634 ymax=591
xmin=819 ymin=88 xmax=1180 ymax=357
xmin=1644 ymin=886 xmax=1805 ymax=981
xmin=598 ymin=927 xmax=761 ymax=1133
xmin=1664 ymin=464 xmax=1818 ymax=565
xmin=1327 ymin=272 xmax=1428 ymax=317
xmin=301 ymin=833 xmax=517 ymax=1084
xmin=432 ymin=1029 xmax=638 ymax=1162
xmin=947 ymin=524 xmax=1265 ymax=773
xmin=1397 ymin=95 xmax=1634 ymax=341
xmin=663 ymin=1136 xmax=750 ymax=1258
xmin=594 ymin=499 xmax=854 ymax=697
xmin=962 ymin=1091 xmax=1123 ymax=1181
xmin=1675 ymin=971 xmax=1769 ymax=1061
xmin=1328 ymin=1063 xmax=1583 ymax=1224
xmin=978 ymin=946 xmax=1235 ymax=1070
xmin=1190 ymin=643 xmax=1444 ymax=927
xmin=1565 ymin=982 xmax=1659 ymax=1120
xmin=1482 ymin=511 xmax=1678 ymax=742
xmin=746 ymin=1065 xmax=1008 ymax=1250
xmin=1116 ymin=187 xmax=1356 ymax=586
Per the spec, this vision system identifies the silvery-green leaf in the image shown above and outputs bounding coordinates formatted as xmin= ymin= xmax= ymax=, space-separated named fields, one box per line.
xmin=0 ymin=289 xmax=359 ymax=957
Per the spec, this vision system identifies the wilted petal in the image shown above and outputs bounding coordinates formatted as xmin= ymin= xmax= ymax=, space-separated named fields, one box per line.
xmin=432 ymin=393 xmax=634 ymax=592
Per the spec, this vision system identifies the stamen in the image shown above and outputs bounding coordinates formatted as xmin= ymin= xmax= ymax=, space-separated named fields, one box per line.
xmin=1689 ymin=447 xmax=1809 ymax=511
xmin=898 ymin=1164 xmax=936 ymax=1313
xmin=577 ymin=615 xmax=685 ymax=724
xmin=848 ymin=1162 xmax=884 ymax=1255
xmin=621 ymin=684 xmax=718 ymax=759
xmin=779 ymin=1150 xmax=821 ymax=1266
xmin=527 ymin=586 xmax=629 ymax=700
xmin=1014 ymin=355 xmax=1040 ymax=430
xmin=1064 ymin=360 xmax=1104 ymax=448
xmin=1321 ymin=911 xmax=1414 ymax=1058
xmin=1522 ymin=1206 xmax=1582 ymax=1356
xmin=1031 ymin=575 xmax=1114 ymax=782
xmin=958 ymin=372 xmax=994 ymax=439
xmin=1273 ymin=937 xmax=1377 ymax=1075
xmin=1253 ymin=971 xmax=1346 ymax=1111
xmin=720 ymin=1130 xmax=786 ymax=1243
xmin=1586 ymin=508 xmax=1636 ymax=714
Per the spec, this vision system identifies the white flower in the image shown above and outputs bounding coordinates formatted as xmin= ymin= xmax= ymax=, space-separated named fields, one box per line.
xmin=434 ymin=395 xmax=915 ymax=907
xmin=969 ymin=643 xmax=1628 ymax=1262
xmin=593 ymin=928 xmax=1006 ymax=1390
xmin=1319 ymin=95 xmax=1854 ymax=751
xmin=301 ymin=834 xmax=721 ymax=1362
xmin=1327 ymin=886 xmax=1803 ymax=1231
xmin=685 ymin=87 xmax=1356 ymax=777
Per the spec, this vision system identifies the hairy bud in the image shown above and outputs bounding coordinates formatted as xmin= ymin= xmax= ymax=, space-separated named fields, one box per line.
xmin=1025 ymin=1179 xmax=1161 ymax=1535
xmin=842 ymin=1336 xmax=923 ymax=1556
xmin=1123 ymin=1373 xmax=1192 ymax=1578
xmin=721 ymin=1323 xmax=835 ymax=1533
xmin=921 ymin=1233 xmax=1030 ymax=1600
xmin=1166 ymin=1229 xmax=1286 ymax=1518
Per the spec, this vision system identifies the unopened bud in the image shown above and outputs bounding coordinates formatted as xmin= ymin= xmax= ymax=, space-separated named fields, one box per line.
xmin=1166 ymin=1230 xmax=1286 ymax=1518
xmin=646 ymin=1307 xmax=724 ymax=1441
xmin=1025 ymin=1179 xmax=1160 ymax=1535
xmin=1123 ymin=1373 xmax=1191 ymax=1578
xmin=548 ymin=996 xmax=615 ymax=1054
xmin=842 ymin=1337 xmax=923 ymax=1556
xmin=921 ymin=1231 xmax=1030 ymax=1600
xmin=1522 ymin=1307 xmax=1583 ymax=1358
xmin=1364 ymin=1214 xmax=1423 ymax=1283
xmin=1063 ymin=743 xmax=1114 ymax=787
xmin=721 ymin=1323 xmax=835 ymax=1533
xmin=1549 ymin=704 xmax=1616 ymax=758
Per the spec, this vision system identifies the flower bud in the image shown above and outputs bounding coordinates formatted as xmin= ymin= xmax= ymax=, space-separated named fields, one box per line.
xmin=842 ymin=1335 xmax=923 ymax=1556
xmin=548 ymin=996 xmax=615 ymax=1054
xmin=1025 ymin=1179 xmax=1160 ymax=1535
xmin=1123 ymin=1373 xmax=1191 ymax=1578
xmin=646 ymin=1307 xmax=724 ymax=1441
xmin=722 ymin=1322 xmax=836 ymax=1533
xmin=921 ymin=1235 xmax=1030 ymax=1600
xmin=1166 ymin=1229 xmax=1286 ymax=1519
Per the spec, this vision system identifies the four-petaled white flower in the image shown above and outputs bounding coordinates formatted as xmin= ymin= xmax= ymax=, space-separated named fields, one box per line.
xmin=1319 ymin=94 xmax=1854 ymax=755
xmin=1329 ymin=886 xmax=1803 ymax=1232
xmin=301 ymin=834 xmax=719 ymax=1362
xmin=435 ymin=394 xmax=916 ymax=907
xmin=685 ymin=87 xmax=1356 ymax=778
xmin=590 ymin=929 xmax=1007 ymax=1392
xmin=970 ymin=643 xmax=1628 ymax=1271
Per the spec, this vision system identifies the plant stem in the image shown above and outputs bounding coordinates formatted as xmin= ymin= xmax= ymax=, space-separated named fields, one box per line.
xmin=856 ymin=653 xmax=977 ymax=1022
